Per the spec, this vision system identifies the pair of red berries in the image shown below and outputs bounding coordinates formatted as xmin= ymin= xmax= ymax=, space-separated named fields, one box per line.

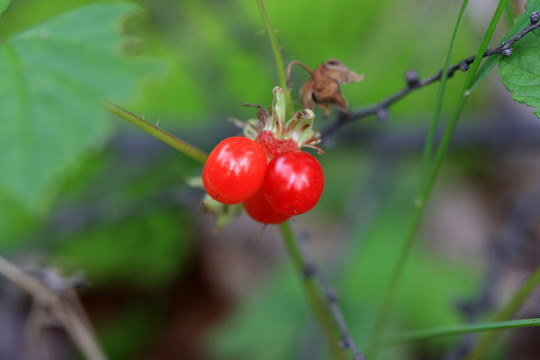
xmin=202 ymin=135 xmax=324 ymax=224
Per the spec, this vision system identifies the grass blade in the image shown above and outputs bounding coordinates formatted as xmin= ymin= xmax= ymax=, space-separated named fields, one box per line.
xmin=419 ymin=0 xmax=470 ymax=188
xmin=365 ymin=1 xmax=471 ymax=357
xmin=383 ymin=318 xmax=540 ymax=347
xmin=466 ymin=266 xmax=540 ymax=360
xmin=366 ymin=1 xmax=508 ymax=359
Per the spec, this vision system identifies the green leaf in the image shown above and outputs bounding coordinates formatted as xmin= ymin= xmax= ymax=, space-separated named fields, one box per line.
xmin=0 ymin=0 xmax=11 ymax=16
xmin=498 ymin=27 xmax=540 ymax=118
xmin=0 ymin=2 xmax=145 ymax=212
xmin=472 ymin=0 xmax=540 ymax=89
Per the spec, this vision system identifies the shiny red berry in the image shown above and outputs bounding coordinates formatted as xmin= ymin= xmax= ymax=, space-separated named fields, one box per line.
xmin=202 ymin=137 xmax=267 ymax=204
xmin=242 ymin=188 xmax=291 ymax=224
xmin=263 ymin=151 xmax=324 ymax=216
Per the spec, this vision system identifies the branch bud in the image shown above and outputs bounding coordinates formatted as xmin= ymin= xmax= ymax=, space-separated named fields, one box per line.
xmin=405 ymin=69 xmax=420 ymax=87
xmin=501 ymin=46 xmax=512 ymax=57
xmin=376 ymin=107 xmax=389 ymax=123
xmin=459 ymin=61 xmax=470 ymax=71
xmin=339 ymin=336 xmax=350 ymax=349
xmin=302 ymin=264 xmax=316 ymax=278
xmin=327 ymin=288 xmax=339 ymax=302
xmin=531 ymin=11 xmax=540 ymax=24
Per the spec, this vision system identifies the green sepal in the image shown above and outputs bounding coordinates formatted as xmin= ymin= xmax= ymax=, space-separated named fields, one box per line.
xmin=271 ymin=86 xmax=286 ymax=127
xmin=240 ymin=86 xmax=322 ymax=152
xmin=202 ymin=195 xmax=243 ymax=232
xmin=284 ymin=109 xmax=322 ymax=153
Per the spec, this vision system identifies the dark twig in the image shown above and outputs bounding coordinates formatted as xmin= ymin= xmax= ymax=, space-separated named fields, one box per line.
xmin=322 ymin=16 xmax=540 ymax=139
xmin=297 ymin=233 xmax=365 ymax=360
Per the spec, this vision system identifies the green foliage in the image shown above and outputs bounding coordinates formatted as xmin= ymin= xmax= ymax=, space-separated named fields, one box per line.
xmin=315 ymin=150 xmax=371 ymax=219
xmin=98 ymin=301 xmax=162 ymax=359
xmin=0 ymin=191 xmax=40 ymax=246
xmin=340 ymin=163 xmax=477 ymax=336
xmin=2 ymin=1 xmax=539 ymax=359
xmin=208 ymin=163 xmax=477 ymax=359
xmin=0 ymin=0 xmax=11 ymax=16
xmin=499 ymin=28 xmax=540 ymax=118
xmin=128 ymin=0 xmax=485 ymax=124
xmin=209 ymin=266 xmax=310 ymax=360
xmin=0 ymin=2 xmax=150 ymax=213
xmin=52 ymin=209 xmax=193 ymax=289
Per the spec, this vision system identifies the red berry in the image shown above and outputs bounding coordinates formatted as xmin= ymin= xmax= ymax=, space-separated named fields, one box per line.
xmin=202 ymin=137 xmax=267 ymax=204
xmin=243 ymin=188 xmax=291 ymax=224
xmin=263 ymin=151 xmax=324 ymax=216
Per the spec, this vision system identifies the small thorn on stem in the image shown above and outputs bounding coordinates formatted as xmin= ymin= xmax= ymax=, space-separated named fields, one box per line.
xmin=156 ymin=119 xmax=161 ymax=127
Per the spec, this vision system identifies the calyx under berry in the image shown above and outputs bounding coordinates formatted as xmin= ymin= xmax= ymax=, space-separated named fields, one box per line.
xmin=243 ymin=86 xmax=323 ymax=157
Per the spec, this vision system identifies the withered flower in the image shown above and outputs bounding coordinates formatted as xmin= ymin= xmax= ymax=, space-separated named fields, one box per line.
xmin=287 ymin=59 xmax=364 ymax=116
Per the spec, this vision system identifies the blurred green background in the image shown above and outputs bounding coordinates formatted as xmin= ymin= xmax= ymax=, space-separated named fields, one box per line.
xmin=1 ymin=0 xmax=540 ymax=359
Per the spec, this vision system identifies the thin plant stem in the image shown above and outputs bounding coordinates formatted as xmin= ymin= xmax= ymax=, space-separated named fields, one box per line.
xmin=0 ymin=255 xmax=106 ymax=360
xmin=257 ymin=1 xmax=349 ymax=358
xmin=255 ymin=0 xmax=293 ymax=112
xmin=366 ymin=1 xmax=508 ymax=358
xmin=466 ymin=266 xmax=540 ymax=360
xmin=420 ymin=0 xmax=469 ymax=187
xmin=106 ymin=103 xmax=208 ymax=164
xmin=280 ymin=222 xmax=347 ymax=360
xmin=383 ymin=318 xmax=540 ymax=347
xmin=504 ymin=0 xmax=516 ymax=26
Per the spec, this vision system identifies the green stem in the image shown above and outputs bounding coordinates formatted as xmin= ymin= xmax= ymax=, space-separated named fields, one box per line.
xmin=366 ymin=1 xmax=507 ymax=358
xmin=422 ymin=0 xmax=507 ymax=204
xmin=255 ymin=0 xmax=293 ymax=111
xmin=365 ymin=199 xmax=423 ymax=358
xmin=466 ymin=266 xmax=540 ymax=360
xmin=107 ymin=103 xmax=208 ymax=164
xmin=383 ymin=318 xmax=540 ymax=347
xmin=504 ymin=0 xmax=516 ymax=26
xmin=257 ymin=1 xmax=343 ymax=357
xmin=419 ymin=0 xmax=469 ymax=188
xmin=280 ymin=222 xmax=347 ymax=360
